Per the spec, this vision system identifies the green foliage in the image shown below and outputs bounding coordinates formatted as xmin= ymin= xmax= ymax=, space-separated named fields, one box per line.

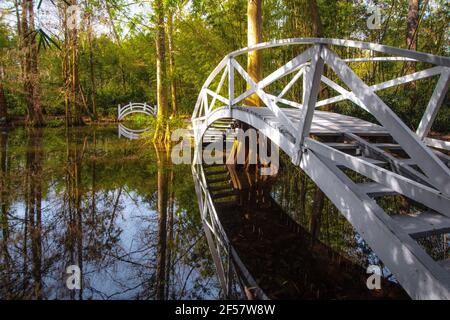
xmin=0 ymin=0 xmax=448 ymax=133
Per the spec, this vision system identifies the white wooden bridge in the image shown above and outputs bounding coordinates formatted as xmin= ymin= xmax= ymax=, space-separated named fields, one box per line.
xmin=191 ymin=38 xmax=450 ymax=300
xmin=117 ymin=102 xmax=157 ymax=121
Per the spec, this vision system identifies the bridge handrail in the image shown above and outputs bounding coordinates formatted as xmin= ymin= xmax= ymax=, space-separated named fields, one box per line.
xmin=193 ymin=38 xmax=449 ymax=121
xmin=118 ymin=102 xmax=157 ymax=121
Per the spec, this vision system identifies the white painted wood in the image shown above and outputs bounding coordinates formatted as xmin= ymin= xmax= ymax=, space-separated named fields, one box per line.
xmin=118 ymin=123 xmax=150 ymax=140
xmin=416 ymin=68 xmax=450 ymax=139
xmin=278 ymin=66 xmax=306 ymax=98
xmin=117 ymin=102 xmax=157 ymax=121
xmin=343 ymin=56 xmax=417 ymax=63
xmin=227 ymin=59 xmax=234 ymax=108
xmin=356 ymin=182 xmax=396 ymax=197
xmin=227 ymin=38 xmax=450 ymax=67
xmin=295 ymin=45 xmax=324 ymax=161
xmin=231 ymin=59 xmax=297 ymax=136
xmin=192 ymin=38 xmax=450 ymax=300
xmin=392 ymin=212 xmax=450 ymax=238
xmin=300 ymin=151 xmax=450 ymax=299
xmin=232 ymin=49 xmax=313 ymax=106
xmin=209 ymin=67 xmax=229 ymax=112
xmin=321 ymin=46 xmax=450 ymax=196
xmin=424 ymin=137 xmax=450 ymax=151
xmin=205 ymin=88 xmax=229 ymax=106
xmin=304 ymin=138 xmax=450 ymax=215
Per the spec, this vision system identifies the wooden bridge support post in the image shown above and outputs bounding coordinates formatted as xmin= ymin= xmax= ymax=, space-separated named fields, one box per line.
xmin=293 ymin=44 xmax=324 ymax=165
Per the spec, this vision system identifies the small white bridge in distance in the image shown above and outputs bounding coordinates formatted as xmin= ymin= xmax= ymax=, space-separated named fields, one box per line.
xmin=117 ymin=102 xmax=157 ymax=121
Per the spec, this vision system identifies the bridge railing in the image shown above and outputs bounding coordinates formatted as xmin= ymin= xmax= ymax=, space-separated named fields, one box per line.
xmin=192 ymin=38 xmax=450 ymax=196
xmin=118 ymin=102 xmax=157 ymax=121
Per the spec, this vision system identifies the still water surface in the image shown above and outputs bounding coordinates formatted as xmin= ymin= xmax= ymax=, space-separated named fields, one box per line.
xmin=0 ymin=125 xmax=418 ymax=299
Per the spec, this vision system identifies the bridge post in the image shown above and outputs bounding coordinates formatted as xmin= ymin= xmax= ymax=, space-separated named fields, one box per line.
xmin=416 ymin=68 xmax=450 ymax=139
xmin=227 ymin=58 xmax=234 ymax=118
xmin=293 ymin=44 xmax=324 ymax=165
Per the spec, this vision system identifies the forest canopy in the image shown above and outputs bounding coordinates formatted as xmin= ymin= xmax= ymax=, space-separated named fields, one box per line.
xmin=0 ymin=0 xmax=448 ymax=131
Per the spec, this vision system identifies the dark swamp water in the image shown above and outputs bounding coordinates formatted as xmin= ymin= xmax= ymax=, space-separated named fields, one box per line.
xmin=3 ymin=125 xmax=446 ymax=300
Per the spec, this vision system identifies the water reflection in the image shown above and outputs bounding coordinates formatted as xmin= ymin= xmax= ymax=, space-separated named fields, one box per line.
xmin=118 ymin=123 xmax=151 ymax=140
xmin=1 ymin=126 xmax=447 ymax=300
xmin=193 ymin=158 xmax=411 ymax=299
xmin=0 ymin=126 xmax=220 ymax=299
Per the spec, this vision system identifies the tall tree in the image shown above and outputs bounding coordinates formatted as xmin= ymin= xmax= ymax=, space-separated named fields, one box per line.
xmin=62 ymin=0 xmax=84 ymax=126
xmin=153 ymin=0 xmax=169 ymax=141
xmin=87 ymin=10 xmax=97 ymax=120
xmin=0 ymin=73 xmax=7 ymax=124
xmin=308 ymin=0 xmax=323 ymax=37
xmin=406 ymin=0 xmax=419 ymax=73
xmin=167 ymin=8 xmax=177 ymax=116
xmin=22 ymin=0 xmax=44 ymax=126
xmin=245 ymin=0 xmax=263 ymax=107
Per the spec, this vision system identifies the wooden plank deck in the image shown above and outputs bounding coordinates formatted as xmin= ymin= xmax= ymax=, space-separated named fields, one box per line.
xmin=235 ymin=106 xmax=387 ymax=137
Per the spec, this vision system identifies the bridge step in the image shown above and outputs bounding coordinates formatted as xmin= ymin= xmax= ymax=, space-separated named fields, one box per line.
xmin=210 ymin=124 xmax=232 ymax=128
xmin=355 ymin=156 xmax=387 ymax=166
xmin=212 ymin=190 xmax=240 ymax=200
xmin=207 ymin=177 xmax=230 ymax=184
xmin=324 ymin=142 xmax=359 ymax=150
xmin=373 ymin=143 xmax=403 ymax=150
xmin=391 ymin=211 xmax=450 ymax=239
xmin=357 ymin=182 xmax=396 ymax=197
xmin=209 ymin=185 xmax=232 ymax=192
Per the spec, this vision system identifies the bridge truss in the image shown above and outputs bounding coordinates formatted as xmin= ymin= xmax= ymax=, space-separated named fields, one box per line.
xmin=191 ymin=38 xmax=450 ymax=299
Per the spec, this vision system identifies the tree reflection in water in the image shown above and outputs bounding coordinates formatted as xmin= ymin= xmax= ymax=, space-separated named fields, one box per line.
xmin=0 ymin=126 xmax=447 ymax=300
xmin=199 ymin=155 xmax=418 ymax=299
xmin=0 ymin=126 xmax=220 ymax=299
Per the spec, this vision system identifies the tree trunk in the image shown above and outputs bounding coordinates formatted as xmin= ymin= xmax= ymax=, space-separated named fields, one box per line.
xmin=87 ymin=13 xmax=97 ymax=120
xmin=28 ymin=1 xmax=44 ymax=126
xmin=245 ymin=0 xmax=263 ymax=107
xmin=22 ymin=0 xmax=44 ymax=126
xmin=309 ymin=0 xmax=323 ymax=37
xmin=154 ymin=0 xmax=169 ymax=141
xmin=26 ymin=128 xmax=44 ymax=298
xmin=155 ymin=144 xmax=169 ymax=299
xmin=167 ymin=10 xmax=177 ymax=116
xmin=406 ymin=0 xmax=419 ymax=73
xmin=61 ymin=1 xmax=83 ymax=126
xmin=0 ymin=78 xmax=7 ymax=124
xmin=310 ymin=186 xmax=325 ymax=242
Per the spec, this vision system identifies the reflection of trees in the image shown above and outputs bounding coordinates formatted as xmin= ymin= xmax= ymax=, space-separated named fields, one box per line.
xmin=64 ymin=127 xmax=85 ymax=299
xmin=155 ymin=143 xmax=169 ymax=299
xmin=0 ymin=127 xmax=220 ymax=300
xmin=25 ymin=128 xmax=43 ymax=299
xmin=0 ymin=130 xmax=12 ymax=297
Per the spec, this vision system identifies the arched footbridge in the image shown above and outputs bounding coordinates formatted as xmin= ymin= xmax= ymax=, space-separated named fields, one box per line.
xmin=117 ymin=102 xmax=157 ymax=139
xmin=191 ymin=38 xmax=450 ymax=300
xmin=117 ymin=102 xmax=157 ymax=121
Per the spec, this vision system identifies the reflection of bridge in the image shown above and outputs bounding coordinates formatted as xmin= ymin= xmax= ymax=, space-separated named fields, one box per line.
xmin=117 ymin=102 xmax=157 ymax=121
xmin=191 ymin=38 xmax=450 ymax=299
xmin=118 ymin=123 xmax=150 ymax=140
